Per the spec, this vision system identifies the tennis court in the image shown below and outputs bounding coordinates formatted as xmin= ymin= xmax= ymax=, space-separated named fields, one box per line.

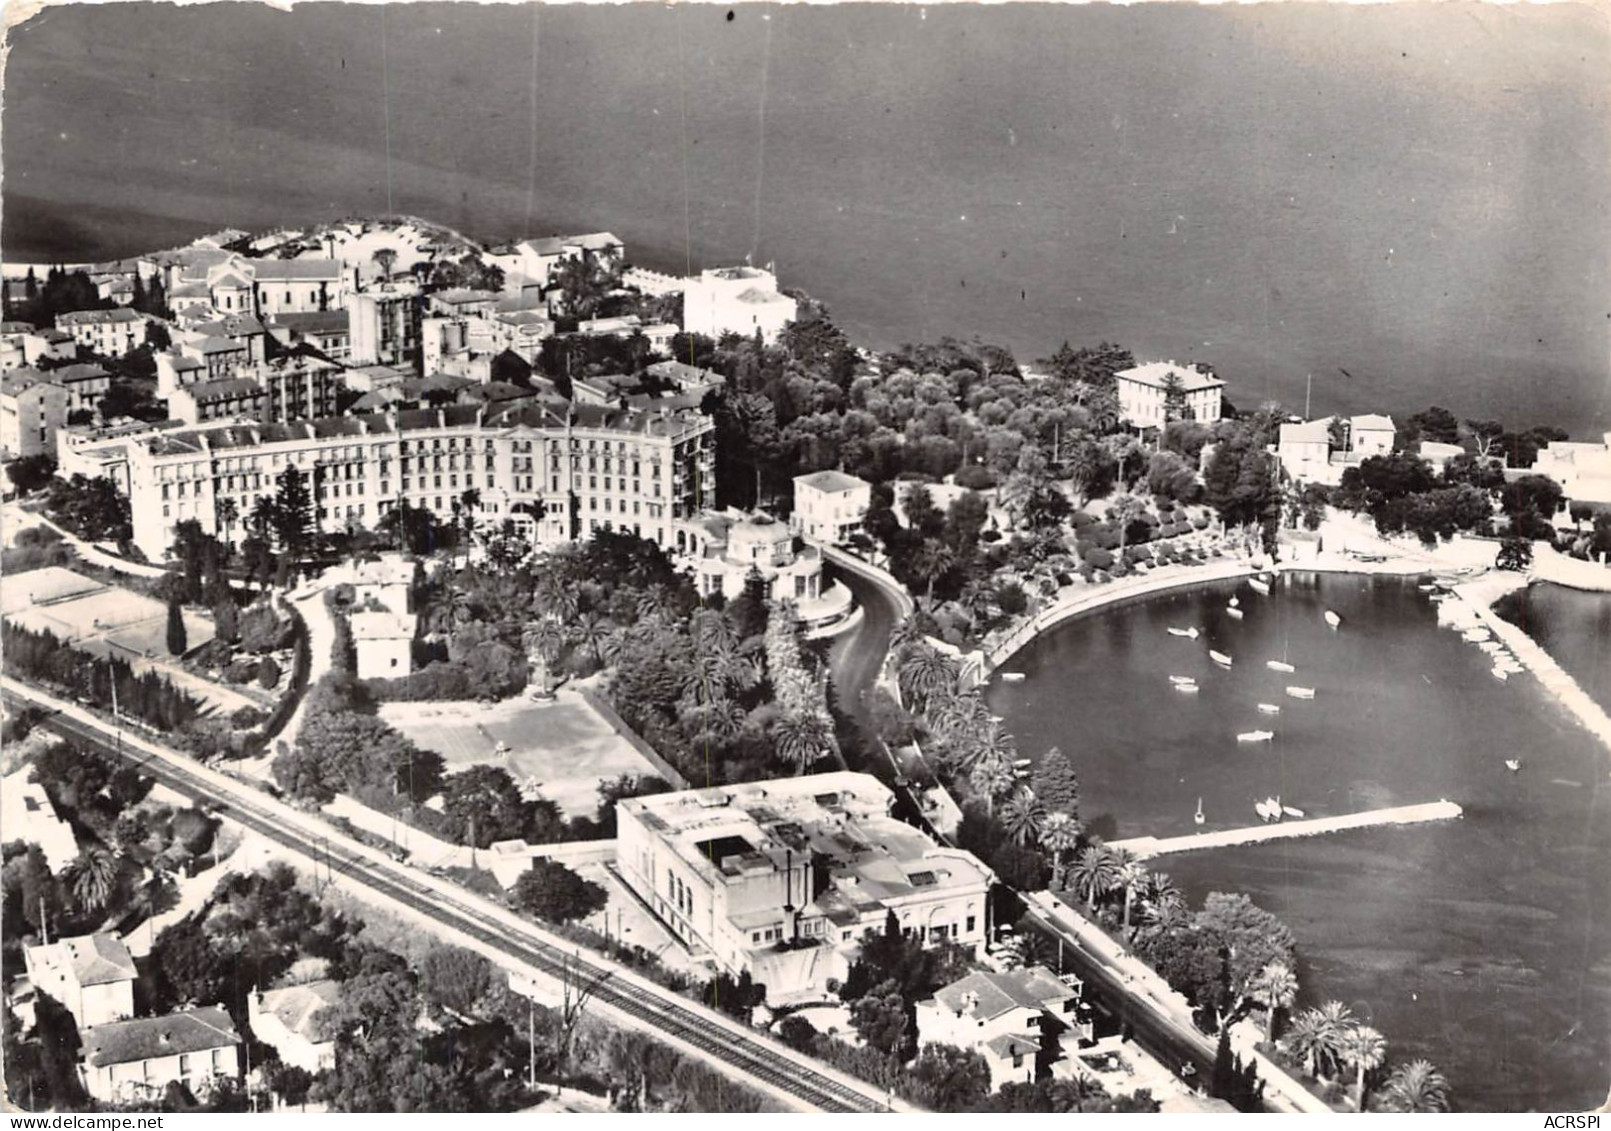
xmin=379 ymin=693 xmax=660 ymax=819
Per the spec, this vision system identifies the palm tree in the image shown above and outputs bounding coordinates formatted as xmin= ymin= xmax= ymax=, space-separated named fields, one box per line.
xmin=932 ymin=693 xmax=994 ymax=744
xmin=1376 ymin=1060 xmax=1450 ymax=1113
xmin=896 ymin=645 xmax=958 ymax=710
xmin=1249 ymin=962 xmax=1300 ymax=1046
xmin=1286 ymin=1002 xmax=1353 ymax=1080
xmin=569 ymin=611 xmax=612 ymax=666
xmin=681 ymin=652 xmax=728 ymax=711
xmin=1342 ymin=1025 xmax=1387 ymax=1112
xmin=1070 ymin=844 xmax=1120 ymax=910
xmin=969 ymin=754 xmax=1017 ymax=816
xmin=1038 ymin=812 xmax=1083 ymax=890
xmin=532 ymin=578 xmax=579 ymax=624
xmin=911 ymin=540 xmax=956 ymax=605
xmin=68 ymin=845 xmax=118 ymax=912
xmin=957 ymin=720 xmax=1014 ymax=774
xmin=1109 ymin=492 xmax=1146 ymax=560
xmin=373 ymin=247 xmax=398 ymax=281
xmin=215 ymin=497 xmax=239 ymax=549
xmin=1136 ymin=871 xmax=1188 ymax=939
xmin=522 ymin=619 xmax=567 ymax=665
xmin=774 ymin=712 xmax=831 ymax=774
xmin=888 ymin=616 xmax=924 ymax=659
xmin=1113 ymin=853 xmax=1149 ymax=933
xmin=999 ymin=795 xmax=1046 ymax=847
xmin=685 ymin=699 xmax=745 ymax=746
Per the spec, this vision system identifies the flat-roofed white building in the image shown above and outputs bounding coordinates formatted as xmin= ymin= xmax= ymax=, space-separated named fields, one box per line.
xmin=1 ymin=765 xmax=79 ymax=871
xmin=792 ymin=470 xmax=871 ymax=544
xmin=1115 ymin=361 xmax=1224 ymax=429
xmin=682 ymin=266 xmax=798 ymax=345
xmin=1534 ymin=433 xmax=1611 ymax=507
xmin=615 ymin=772 xmax=994 ymax=999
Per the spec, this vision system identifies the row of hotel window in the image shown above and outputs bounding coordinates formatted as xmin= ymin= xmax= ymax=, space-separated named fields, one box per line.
xmin=164 ymin=471 xmax=670 ymax=501
xmin=153 ymin=449 xmax=670 ymax=481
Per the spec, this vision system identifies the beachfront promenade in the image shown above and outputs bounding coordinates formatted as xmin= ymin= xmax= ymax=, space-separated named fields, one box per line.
xmin=1109 ymin=799 xmax=1464 ymax=861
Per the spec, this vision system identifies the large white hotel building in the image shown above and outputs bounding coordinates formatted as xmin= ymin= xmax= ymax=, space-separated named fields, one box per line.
xmin=69 ymin=401 xmax=715 ymax=562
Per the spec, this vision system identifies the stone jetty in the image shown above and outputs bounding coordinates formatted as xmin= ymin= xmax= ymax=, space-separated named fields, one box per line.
xmin=1109 ymin=800 xmax=1464 ymax=860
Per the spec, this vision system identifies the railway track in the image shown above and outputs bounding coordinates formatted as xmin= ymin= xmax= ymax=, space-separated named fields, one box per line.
xmin=5 ymin=688 xmax=890 ymax=1114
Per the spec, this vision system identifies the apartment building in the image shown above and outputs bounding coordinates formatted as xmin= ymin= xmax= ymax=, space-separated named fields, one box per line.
xmin=347 ymin=286 xmax=421 ymax=367
xmin=55 ymin=308 xmax=145 ymax=357
xmin=1 ymin=369 xmax=69 ymax=458
xmin=114 ymin=399 xmax=714 ymax=562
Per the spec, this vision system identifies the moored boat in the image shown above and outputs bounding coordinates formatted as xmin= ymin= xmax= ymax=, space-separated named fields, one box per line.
xmin=1001 ymin=672 xmax=1026 ymax=682
xmin=1168 ymin=626 xmax=1200 ymax=639
xmin=1194 ymin=797 xmax=1206 ymax=826
xmin=1286 ymin=686 xmax=1316 ymax=700
xmin=1169 ymin=675 xmax=1197 ymax=685
xmin=1237 ymin=730 xmax=1274 ymax=743
xmin=1282 ymin=804 xmax=1306 ymax=819
xmin=1505 ymin=759 xmax=1521 ymax=772
xmin=1249 ymin=578 xmax=1272 ymax=596
xmin=1257 ymin=703 xmax=1281 ymax=715
xmin=1324 ymin=610 xmax=1342 ymax=628
xmin=1175 ymin=682 xmax=1200 ymax=694
xmin=1255 ymin=797 xmax=1282 ymax=822
xmin=1227 ymin=606 xmax=1244 ymax=619
xmin=1266 ymin=660 xmax=1295 ymax=673
xmin=1210 ymin=650 xmax=1233 ymax=667
xmin=1492 ymin=666 xmax=1509 ymax=681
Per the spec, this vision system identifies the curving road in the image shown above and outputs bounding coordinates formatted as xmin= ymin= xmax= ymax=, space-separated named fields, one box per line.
xmin=820 ymin=551 xmax=1300 ymax=1112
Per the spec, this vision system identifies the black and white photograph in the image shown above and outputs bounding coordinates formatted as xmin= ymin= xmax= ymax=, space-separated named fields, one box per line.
xmin=0 ymin=0 xmax=1607 ymax=1116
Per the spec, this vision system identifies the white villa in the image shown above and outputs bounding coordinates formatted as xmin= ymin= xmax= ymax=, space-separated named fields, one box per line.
xmin=1115 ymin=361 xmax=1224 ymax=429
xmin=615 ymin=772 xmax=994 ymax=1000
xmin=915 ymin=966 xmax=1088 ymax=1091
xmin=23 ymin=933 xmax=137 ymax=1031
xmin=1276 ymin=413 xmax=1398 ymax=485
xmin=675 ymin=510 xmax=855 ymax=635
xmin=1534 ymin=433 xmax=1611 ymax=509
xmin=681 ymin=266 xmax=798 ymax=345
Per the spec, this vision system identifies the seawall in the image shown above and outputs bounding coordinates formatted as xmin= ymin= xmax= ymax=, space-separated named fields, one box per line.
xmin=1110 ymin=800 xmax=1465 ymax=860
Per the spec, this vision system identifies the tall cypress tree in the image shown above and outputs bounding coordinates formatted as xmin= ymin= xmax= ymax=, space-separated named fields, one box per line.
xmin=166 ymin=598 xmax=188 ymax=656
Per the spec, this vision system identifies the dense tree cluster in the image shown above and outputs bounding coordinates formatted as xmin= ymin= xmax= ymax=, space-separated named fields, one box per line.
xmin=3 ymin=622 xmax=202 ymax=731
xmin=43 ymin=474 xmax=132 ymax=546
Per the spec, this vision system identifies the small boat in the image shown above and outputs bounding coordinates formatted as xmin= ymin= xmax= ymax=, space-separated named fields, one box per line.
xmin=1227 ymin=606 xmax=1244 ymax=619
xmin=1255 ymin=797 xmax=1282 ymax=822
xmin=1175 ymin=682 xmax=1200 ymax=694
xmin=1168 ymin=626 xmax=1200 ymax=639
xmin=1194 ymin=797 xmax=1206 ymax=826
xmin=1266 ymin=660 xmax=1296 ymax=673
xmin=1418 ymin=582 xmax=1436 ymax=592
xmin=1229 ymin=597 xmax=1240 ymax=608
xmin=1249 ymin=578 xmax=1272 ymax=596
xmin=1478 ymin=641 xmax=1503 ymax=654
xmin=1492 ymin=667 xmax=1509 ymax=681
xmin=1257 ymin=703 xmax=1281 ymax=715
xmin=1001 ymin=672 xmax=1027 ymax=683
xmin=1237 ymin=730 xmax=1275 ymax=743
xmin=1210 ymin=650 xmax=1233 ymax=667
xmin=1463 ymin=628 xmax=1491 ymax=643
xmin=1504 ymin=759 xmax=1521 ymax=772
xmin=1324 ymin=610 xmax=1342 ymax=629
xmin=1169 ymin=675 xmax=1198 ymax=685
xmin=1281 ymin=804 xmax=1306 ymax=819
xmin=1286 ymin=686 xmax=1316 ymax=700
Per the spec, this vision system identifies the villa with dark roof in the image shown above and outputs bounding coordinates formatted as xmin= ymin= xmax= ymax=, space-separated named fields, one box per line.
xmin=79 ymin=1006 xmax=241 ymax=1104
